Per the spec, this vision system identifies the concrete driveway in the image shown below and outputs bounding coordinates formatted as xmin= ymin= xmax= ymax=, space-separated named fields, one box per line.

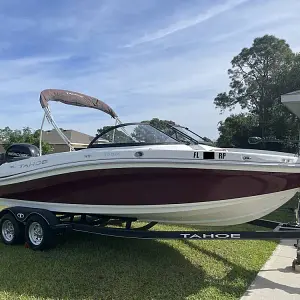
xmin=241 ymin=239 xmax=300 ymax=299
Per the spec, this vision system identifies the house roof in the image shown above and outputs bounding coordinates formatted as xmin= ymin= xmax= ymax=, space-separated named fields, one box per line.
xmin=281 ymin=90 xmax=300 ymax=118
xmin=42 ymin=129 xmax=95 ymax=145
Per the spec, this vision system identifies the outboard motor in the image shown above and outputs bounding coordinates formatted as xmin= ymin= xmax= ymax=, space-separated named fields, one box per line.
xmin=4 ymin=143 xmax=40 ymax=163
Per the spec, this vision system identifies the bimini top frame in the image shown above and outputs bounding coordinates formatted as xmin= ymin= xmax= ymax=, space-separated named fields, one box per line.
xmin=38 ymin=89 xmax=121 ymax=155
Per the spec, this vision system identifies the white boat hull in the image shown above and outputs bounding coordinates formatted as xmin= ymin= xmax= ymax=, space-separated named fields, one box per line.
xmin=0 ymin=188 xmax=298 ymax=226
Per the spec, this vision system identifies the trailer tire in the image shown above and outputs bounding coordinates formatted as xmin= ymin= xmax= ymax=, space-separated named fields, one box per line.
xmin=0 ymin=213 xmax=24 ymax=245
xmin=25 ymin=215 xmax=56 ymax=251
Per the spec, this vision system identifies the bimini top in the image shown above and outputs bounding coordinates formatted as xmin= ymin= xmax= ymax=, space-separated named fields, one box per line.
xmin=281 ymin=90 xmax=300 ymax=118
xmin=40 ymin=89 xmax=118 ymax=119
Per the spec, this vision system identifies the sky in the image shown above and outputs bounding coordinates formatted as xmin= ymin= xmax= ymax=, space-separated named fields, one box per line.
xmin=1 ymin=0 xmax=300 ymax=139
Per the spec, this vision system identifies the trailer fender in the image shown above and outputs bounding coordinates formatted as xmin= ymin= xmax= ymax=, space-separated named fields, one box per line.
xmin=0 ymin=206 xmax=59 ymax=226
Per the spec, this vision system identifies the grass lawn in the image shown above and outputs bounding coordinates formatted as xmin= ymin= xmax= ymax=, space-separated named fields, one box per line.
xmin=0 ymin=197 xmax=298 ymax=300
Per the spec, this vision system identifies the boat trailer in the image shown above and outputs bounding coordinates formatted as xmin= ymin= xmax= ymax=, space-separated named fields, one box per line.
xmin=0 ymin=204 xmax=300 ymax=272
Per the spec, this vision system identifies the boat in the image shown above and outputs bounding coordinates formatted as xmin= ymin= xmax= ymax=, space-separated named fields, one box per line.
xmin=1 ymin=88 xmax=300 ymax=227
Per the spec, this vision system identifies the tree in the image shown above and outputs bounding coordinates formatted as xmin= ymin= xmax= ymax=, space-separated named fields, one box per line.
xmin=214 ymin=34 xmax=300 ymax=150
xmin=214 ymin=35 xmax=297 ymax=140
xmin=0 ymin=127 xmax=53 ymax=154
xmin=217 ymin=113 xmax=259 ymax=148
xmin=282 ymin=53 xmax=300 ymax=93
xmin=216 ymin=106 xmax=300 ymax=152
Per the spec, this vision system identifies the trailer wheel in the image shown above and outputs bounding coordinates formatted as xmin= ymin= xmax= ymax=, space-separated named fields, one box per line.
xmin=0 ymin=213 xmax=24 ymax=245
xmin=25 ymin=215 xmax=56 ymax=251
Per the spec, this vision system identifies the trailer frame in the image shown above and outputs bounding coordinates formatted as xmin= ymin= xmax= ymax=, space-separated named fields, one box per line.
xmin=1 ymin=205 xmax=300 ymax=271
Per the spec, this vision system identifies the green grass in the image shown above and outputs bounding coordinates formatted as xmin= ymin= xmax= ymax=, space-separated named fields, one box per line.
xmin=264 ymin=195 xmax=299 ymax=223
xmin=0 ymin=197 xmax=298 ymax=300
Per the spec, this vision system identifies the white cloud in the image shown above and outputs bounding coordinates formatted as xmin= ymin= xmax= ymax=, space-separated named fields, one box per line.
xmin=0 ymin=55 xmax=71 ymax=69
xmin=0 ymin=46 xmax=234 ymax=138
xmin=1 ymin=0 xmax=300 ymax=141
xmin=210 ymin=14 xmax=294 ymax=43
xmin=124 ymin=0 xmax=249 ymax=47
xmin=0 ymin=55 xmax=72 ymax=95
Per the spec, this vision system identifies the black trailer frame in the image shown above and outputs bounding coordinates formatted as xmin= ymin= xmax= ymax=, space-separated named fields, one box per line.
xmin=1 ymin=205 xmax=300 ymax=271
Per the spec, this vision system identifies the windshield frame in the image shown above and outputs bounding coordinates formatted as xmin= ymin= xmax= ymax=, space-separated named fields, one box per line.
xmin=88 ymin=122 xmax=183 ymax=148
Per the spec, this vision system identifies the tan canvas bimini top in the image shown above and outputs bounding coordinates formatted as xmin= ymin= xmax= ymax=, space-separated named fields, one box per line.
xmin=39 ymin=89 xmax=118 ymax=119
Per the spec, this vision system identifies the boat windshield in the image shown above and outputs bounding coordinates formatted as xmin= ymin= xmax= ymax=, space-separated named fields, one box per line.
xmin=91 ymin=123 xmax=181 ymax=146
xmin=166 ymin=125 xmax=214 ymax=145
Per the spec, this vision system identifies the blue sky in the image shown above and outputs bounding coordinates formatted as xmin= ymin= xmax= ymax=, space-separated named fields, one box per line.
xmin=1 ymin=0 xmax=300 ymax=138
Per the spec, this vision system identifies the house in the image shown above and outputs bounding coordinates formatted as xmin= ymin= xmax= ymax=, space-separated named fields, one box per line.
xmin=0 ymin=128 xmax=109 ymax=154
xmin=41 ymin=129 xmax=96 ymax=153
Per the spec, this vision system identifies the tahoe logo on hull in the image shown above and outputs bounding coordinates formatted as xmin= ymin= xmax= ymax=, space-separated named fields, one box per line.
xmin=19 ymin=160 xmax=48 ymax=168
